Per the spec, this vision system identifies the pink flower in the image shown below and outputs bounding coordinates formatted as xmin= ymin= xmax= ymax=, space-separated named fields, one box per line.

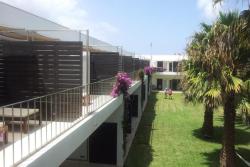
xmin=144 ymin=66 xmax=153 ymax=75
xmin=110 ymin=72 xmax=132 ymax=97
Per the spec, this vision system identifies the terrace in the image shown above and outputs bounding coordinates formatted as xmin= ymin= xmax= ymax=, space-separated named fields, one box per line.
xmin=0 ymin=72 xmax=149 ymax=167
xmin=0 ymin=25 xmax=150 ymax=167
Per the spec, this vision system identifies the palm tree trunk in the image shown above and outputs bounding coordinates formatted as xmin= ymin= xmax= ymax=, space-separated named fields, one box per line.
xmin=202 ymin=104 xmax=214 ymax=138
xmin=220 ymin=93 xmax=236 ymax=167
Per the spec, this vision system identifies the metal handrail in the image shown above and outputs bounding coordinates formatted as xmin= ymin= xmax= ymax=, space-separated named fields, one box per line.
xmin=0 ymin=75 xmax=120 ymax=167
xmin=0 ymin=76 xmax=116 ymax=108
xmin=0 ymin=72 xmax=141 ymax=167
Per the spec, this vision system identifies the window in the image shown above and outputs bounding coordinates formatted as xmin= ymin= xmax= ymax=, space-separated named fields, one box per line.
xmin=173 ymin=61 xmax=178 ymax=72
xmin=157 ymin=61 xmax=163 ymax=67
xmin=169 ymin=62 xmax=173 ymax=71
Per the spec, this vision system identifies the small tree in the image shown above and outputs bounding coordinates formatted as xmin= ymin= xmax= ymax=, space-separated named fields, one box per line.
xmin=183 ymin=22 xmax=221 ymax=138
xmin=203 ymin=11 xmax=250 ymax=166
xmin=144 ymin=66 xmax=153 ymax=92
xmin=138 ymin=69 xmax=145 ymax=106
xmin=138 ymin=69 xmax=145 ymax=84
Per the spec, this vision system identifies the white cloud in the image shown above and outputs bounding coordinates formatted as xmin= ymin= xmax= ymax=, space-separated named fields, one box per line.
xmin=197 ymin=0 xmax=222 ymax=20
xmin=0 ymin=0 xmax=119 ymax=41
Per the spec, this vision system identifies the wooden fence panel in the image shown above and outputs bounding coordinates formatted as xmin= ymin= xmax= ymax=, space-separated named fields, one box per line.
xmin=0 ymin=41 xmax=83 ymax=107
xmin=123 ymin=56 xmax=133 ymax=73
xmin=90 ymin=52 xmax=119 ymax=83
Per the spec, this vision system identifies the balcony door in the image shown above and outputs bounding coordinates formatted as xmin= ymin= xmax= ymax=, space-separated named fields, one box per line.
xmin=170 ymin=79 xmax=180 ymax=90
xmin=157 ymin=61 xmax=163 ymax=68
xmin=173 ymin=61 xmax=179 ymax=72
xmin=157 ymin=79 xmax=163 ymax=90
xmin=89 ymin=123 xmax=117 ymax=165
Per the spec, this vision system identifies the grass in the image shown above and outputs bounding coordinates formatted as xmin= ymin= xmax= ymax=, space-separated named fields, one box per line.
xmin=124 ymin=92 xmax=250 ymax=167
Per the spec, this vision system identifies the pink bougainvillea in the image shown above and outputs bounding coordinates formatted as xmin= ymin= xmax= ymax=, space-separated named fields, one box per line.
xmin=111 ymin=72 xmax=132 ymax=97
xmin=144 ymin=66 xmax=154 ymax=76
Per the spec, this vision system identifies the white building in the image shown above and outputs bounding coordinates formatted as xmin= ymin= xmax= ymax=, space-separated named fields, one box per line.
xmin=139 ymin=54 xmax=187 ymax=90
xmin=0 ymin=2 xmax=149 ymax=167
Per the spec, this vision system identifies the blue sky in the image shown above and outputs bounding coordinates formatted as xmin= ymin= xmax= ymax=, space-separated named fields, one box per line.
xmin=0 ymin=0 xmax=247 ymax=54
xmin=81 ymin=0 xmax=205 ymax=54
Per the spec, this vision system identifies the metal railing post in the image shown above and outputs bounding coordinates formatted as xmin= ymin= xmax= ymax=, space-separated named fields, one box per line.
xmin=0 ymin=75 xmax=125 ymax=166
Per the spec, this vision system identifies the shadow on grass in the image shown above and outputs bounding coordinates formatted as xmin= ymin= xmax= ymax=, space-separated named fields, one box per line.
xmin=193 ymin=113 xmax=250 ymax=145
xmin=193 ymin=116 xmax=250 ymax=167
xmin=200 ymin=149 xmax=220 ymax=167
xmin=192 ymin=126 xmax=222 ymax=144
xmin=236 ymin=147 xmax=250 ymax=166
xmin=216 ymin=115 xmax=250 ymax=129
xmin=200 ymin=148 xmax=249 ymax=167
xmin=124 ymin=92 xmax=157 ymax=167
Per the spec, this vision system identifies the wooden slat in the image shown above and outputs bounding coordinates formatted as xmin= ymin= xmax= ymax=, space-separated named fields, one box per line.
xmin=0 ymin=41 xmax=83 ymax=107
xmin=90 ymin=52 xmax=119 ymax=82
xmin=123 ymin=56 xmax=133 ymax=72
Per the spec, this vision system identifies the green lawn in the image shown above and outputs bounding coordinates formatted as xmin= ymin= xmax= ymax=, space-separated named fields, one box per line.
xmin=125 ymin=92 xmax=250 ymax=167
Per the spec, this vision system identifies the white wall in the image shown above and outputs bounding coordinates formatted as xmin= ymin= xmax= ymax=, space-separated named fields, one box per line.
xmin=18 ymin=80 xmax=147 ymax=167
xmin=62 ymin=80 xmax=147 ymax=167
xmin=18 ymin=96 xmax=123 ymax=167
xmin=67 ymin=140 xmax=88 ymax=161
xmin=105 ymin=105 xmax=124 ymax=167
xmin=66 ymin=103 xmax=124 ymax=166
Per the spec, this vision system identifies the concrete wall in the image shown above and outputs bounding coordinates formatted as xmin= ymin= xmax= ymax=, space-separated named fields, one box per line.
xmin=67 ymin=140 xmax=88 ymax=161
xmin=105 ymin=105 xmax=124 ymax=167
xmin=18 ymin=79 xmax=149 ymax=167
xmin=18 ymin=95 xmax=123 ymax=167
xmin=65 ymin=104 xmax=124 ymax=167
xmin=60 ymin=77 xmax=148 ymax=167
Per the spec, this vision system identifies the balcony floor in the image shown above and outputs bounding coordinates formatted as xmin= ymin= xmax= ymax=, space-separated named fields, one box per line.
xmin=0 ymin=94 xmax=112 ymax=167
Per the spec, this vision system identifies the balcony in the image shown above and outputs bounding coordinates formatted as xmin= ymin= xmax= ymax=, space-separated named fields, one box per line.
xmin=0 ymin=72 xmax=149 ymax=167
xmin=0 ymin=28 xmax=150 ymax=167
xmin=153 ymin=68 xmax=183 ymax=80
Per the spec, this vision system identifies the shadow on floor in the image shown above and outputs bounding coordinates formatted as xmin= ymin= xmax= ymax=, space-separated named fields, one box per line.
xmin=124 ymin=92 xmax=157 ymax=167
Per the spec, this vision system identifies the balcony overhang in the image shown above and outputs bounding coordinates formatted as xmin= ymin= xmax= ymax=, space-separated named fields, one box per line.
xmin=153 ymin=72 xmax=183 ymax=80
xmin=18 ymin=81 xmax=141 ymax=167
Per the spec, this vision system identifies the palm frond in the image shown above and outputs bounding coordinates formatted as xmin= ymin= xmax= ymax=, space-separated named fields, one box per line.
xmin=226 ymin=76 xmax=244 ymax=93
xmin=205 ymin=88 xmax=221 ymax=99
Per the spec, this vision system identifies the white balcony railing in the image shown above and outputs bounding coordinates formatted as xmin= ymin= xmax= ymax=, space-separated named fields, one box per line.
xmin=0 ymin=76 xmax=124 ymax=167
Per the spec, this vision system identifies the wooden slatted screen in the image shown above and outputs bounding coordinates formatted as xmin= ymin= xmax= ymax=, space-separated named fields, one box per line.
xmin=0 ymin=41 xmax=83 ymax=105
xmin=90 ymin=52 xmax=119 ymax=83
xmin=123 ymin=56 xmax=133 ymax=73
xmin=133 ymin=58 xmax=140 ymax=70
xmin=0 ymin=42 xmax=4 ymax=104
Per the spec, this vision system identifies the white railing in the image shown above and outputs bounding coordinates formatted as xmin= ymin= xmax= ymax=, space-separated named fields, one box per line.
xmin=0 ymin=77 xmax=117 ymax=167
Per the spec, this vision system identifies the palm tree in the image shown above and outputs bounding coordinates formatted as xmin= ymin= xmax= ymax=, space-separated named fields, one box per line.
xmin=238 ymin=10 xmax=250 ymax=126
xmin=184 ymin=13 xmax=238 ymax=138
xmin=183 ymin=23 xmax=220 ymax=138
xmin=185 ymin=11 xmax=249 ymax=166
xmin=213 ymin=0 xmax=250 ymax=8
xmin=238 ymin=80 xmax=250 ymax=125
xmin=203 ymin=11 xmax=250 ymax=167
xmin=183 ymin=60 xmax=221 ymax=138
